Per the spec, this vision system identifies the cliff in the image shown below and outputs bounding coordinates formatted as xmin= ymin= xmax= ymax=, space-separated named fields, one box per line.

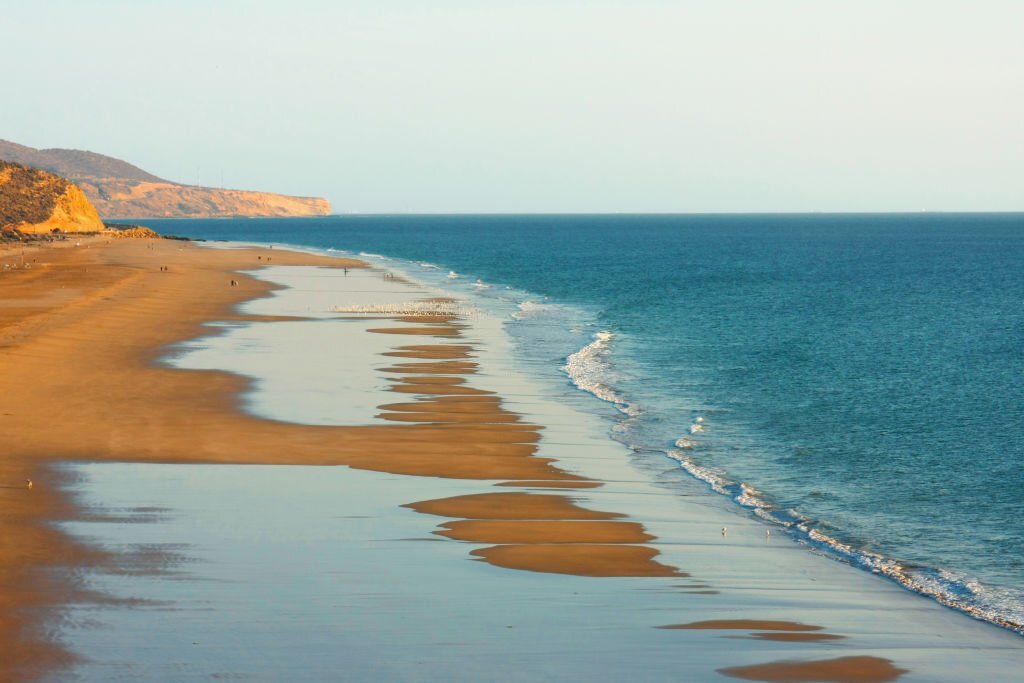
xmin=0 ymin=140 xmax=331 ymax=219
xmin=0 ymin=162 xmax=105 ymax=234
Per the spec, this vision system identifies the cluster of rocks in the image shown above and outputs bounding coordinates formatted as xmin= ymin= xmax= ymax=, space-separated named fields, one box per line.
xmin=103 ymin=224 xmax=160 ymax=239
xmin=0 ymin=227 xmax=68 ymax=244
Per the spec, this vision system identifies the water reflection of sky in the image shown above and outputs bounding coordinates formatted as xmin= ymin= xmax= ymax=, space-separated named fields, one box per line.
xmin=58 ymin=463 xmax=689 ymax=682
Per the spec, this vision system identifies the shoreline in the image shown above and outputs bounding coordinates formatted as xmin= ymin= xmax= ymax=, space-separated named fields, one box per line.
xmin=0 ymin=238 xmax=677 ymax=678
xmin=0 ymin=236 xmax=353 ymax=677
xmin=2 ymin=237 xmax=1023 ymax=681
xmin=345 ymin=238 xmax=1024 ymax=638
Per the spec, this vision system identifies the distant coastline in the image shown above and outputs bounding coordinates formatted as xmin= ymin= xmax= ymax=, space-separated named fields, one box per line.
xmin=0 ymin=139 xmax=331 ymax=219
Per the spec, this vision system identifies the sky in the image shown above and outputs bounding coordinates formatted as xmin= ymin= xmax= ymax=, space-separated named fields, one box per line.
xmin=2 ymin=1 xmax=1022 ymax=213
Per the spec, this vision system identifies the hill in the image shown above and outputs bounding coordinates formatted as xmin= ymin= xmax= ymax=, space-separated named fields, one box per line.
xmin=0 ymin=139 xmax=165 ymax=183
xmin=0 ymin=161 xmax=104 ymax=234
xmin=0 ymin=140 xmax=331 ymax=219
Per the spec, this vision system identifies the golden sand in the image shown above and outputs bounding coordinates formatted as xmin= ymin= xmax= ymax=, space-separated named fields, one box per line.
xmin=435 ymin=520 xmax=655 ymax=544
xmin=0 ymin=237 xmax=913 ymax=683
xmin=660 ymin=620 xmax=825 ymax=632
xmin=471 ymin=544 xmax=681 ymax=577
xmin=718 ymin=656 xmax=908 ymax=682
xmin=404 ymin=492 xmax=622 ymax=520
xmin=0 ymin=237 xmax=679 ymax=679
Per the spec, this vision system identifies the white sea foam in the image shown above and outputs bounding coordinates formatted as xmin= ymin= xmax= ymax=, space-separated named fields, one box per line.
xmin=667 ymin=450 xmax=769 ymax=513
xmin=512 ymin=300 xmax=561 ymax=320
xmin=667 ymin=447 xmax=804 ymax=534
xmin=331 ymin=301 xmax=479 ymax=317
xmin=666 ymin=445 xmax=1024 ymax=634
xmin=793 ymin=523 xmax=1024 ymax=633
xmin=278 ymin=241 xmax=1024 ymax=638
xmin=562 ymin=331 xmax=636 ymax=416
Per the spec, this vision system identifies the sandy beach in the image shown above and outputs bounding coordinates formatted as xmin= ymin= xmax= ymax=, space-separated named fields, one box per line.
xmin=2 ymin=237 xmax=1023 ymax=681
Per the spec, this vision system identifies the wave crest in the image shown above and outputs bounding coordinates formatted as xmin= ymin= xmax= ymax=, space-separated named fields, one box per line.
xmin=512 ymin=300 xmax=562 ymax=320
xmin=562 ymin=331 xmax=636 ymax=416
xmin=666 ymin=448 xmax=1024 ymax=634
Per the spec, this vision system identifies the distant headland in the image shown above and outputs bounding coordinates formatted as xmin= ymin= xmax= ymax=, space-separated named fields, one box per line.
xmin=0 ymin=139 xmax=331 ymax=219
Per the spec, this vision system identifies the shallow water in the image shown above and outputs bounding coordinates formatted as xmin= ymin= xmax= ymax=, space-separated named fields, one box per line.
xmin=164 ymin=266 xmax=423 ymax=426
xmin=150 ymin=213 xmax=1024 ymax=631
xmin=53 ymin=248 xmax=1024 ymax=681
xmin=60 ymin=462 xmax=675 ymax=682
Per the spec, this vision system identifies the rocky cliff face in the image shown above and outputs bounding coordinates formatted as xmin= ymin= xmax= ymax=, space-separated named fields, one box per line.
xmin=0 ymin=140 xmax=332 ymax=219
xmin=0 ymin=162 xmax=105 ymax=234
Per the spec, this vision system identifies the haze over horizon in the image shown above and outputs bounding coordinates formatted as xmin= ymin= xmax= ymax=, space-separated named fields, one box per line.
xmin=3 ymin=1 xmax=1022 ymax=214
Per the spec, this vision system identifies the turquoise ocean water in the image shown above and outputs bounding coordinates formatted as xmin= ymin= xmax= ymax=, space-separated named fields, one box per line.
xmin=151 ymin=213 xmax=1024 ymax=633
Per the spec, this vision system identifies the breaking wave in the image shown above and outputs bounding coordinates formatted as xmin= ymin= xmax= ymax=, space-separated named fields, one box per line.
xmin=665 ymin=446 xmax=1024 ymax=634
xmin=561 ymin=331 xmax=637 ymax=416
xmin=512 ymin=300 xmax=563 ymax=321
xmin=337 ymin=245 xmax=1024 ymax=638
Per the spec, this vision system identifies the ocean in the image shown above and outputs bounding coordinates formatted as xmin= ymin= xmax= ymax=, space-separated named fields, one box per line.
xmin=150 ymin=212 xmax=1024 ymax=633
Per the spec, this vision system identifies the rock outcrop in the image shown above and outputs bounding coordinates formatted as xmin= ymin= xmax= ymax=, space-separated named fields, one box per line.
xmin=0 ymin=162 xmax=105 ymax=234
xmin=0 ymin=140 xmax=332 ymax=219
xmin=104 ymin=224 xmax=161 ymax=239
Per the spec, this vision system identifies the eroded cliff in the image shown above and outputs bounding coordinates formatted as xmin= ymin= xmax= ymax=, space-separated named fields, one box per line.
xmin=0 ymin=162 xmax=105 ymax=234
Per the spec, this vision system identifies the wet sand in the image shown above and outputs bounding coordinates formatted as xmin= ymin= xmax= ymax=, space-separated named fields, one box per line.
xmin=3 ymin=237 xmax=1024 ymax=682
xmin=718 ymin=656 xmax=909 ymax=683
xmin=0 ymin=237 xmax=674 ymax=680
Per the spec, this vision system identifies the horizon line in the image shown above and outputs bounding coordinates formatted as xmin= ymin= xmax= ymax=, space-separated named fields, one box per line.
xmin=140 ymin=210 xmax=1024 ymax=220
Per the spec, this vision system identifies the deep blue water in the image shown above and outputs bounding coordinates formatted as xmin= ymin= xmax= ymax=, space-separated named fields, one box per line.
xmin=151 ymin=213 xmax=1024 ymax=630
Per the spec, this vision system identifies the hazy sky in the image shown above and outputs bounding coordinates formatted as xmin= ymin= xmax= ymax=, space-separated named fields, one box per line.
xmin=3 ymin=1 xmax=1022 ymax=212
